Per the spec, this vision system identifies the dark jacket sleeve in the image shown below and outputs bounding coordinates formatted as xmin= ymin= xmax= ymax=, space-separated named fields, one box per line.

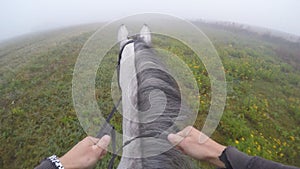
xmin=222 ymin=146 xmax=299 ymax=169
xmin=34 ymin=159 xmax=57 ymax=169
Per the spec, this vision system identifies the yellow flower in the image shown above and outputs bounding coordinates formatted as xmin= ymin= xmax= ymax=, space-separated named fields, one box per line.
xmin=280 ymin=153 xmax=284 ymax=157
xmin=250 ymin=134 xmax=254 ymax=138
xmin=290 ymin=136 xmax=295 ymax=141
xmin=273 ymin=145 xmax=276 ymax=149
xmin=235 ymin=140 xmax=239 ymax=144
xmin=241 ymin=137 xmax=245 ymax=141
xmin=257 ymin=146 xmax=261 ymax=151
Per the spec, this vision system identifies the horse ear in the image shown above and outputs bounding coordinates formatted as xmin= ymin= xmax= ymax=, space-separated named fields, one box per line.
xmin=118 ymin=24 xmax=129 ymax=48
xmin=140 ymin=24 xmax=151 ymax=45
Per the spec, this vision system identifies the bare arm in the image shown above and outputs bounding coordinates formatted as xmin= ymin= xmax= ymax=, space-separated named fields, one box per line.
xmin=167 ymin=126 xmax=226 ymax=168
xmin=167 ymin=126 xmax=299 ymax=169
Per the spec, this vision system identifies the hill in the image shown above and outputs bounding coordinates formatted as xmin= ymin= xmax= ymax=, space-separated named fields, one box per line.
xmin=0 ymin=22 xmax=299 ymax=168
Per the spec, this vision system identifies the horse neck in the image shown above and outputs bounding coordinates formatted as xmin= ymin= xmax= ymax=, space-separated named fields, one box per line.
xmin=118 ymin=40 xmax=193 ymax=169
xmin=118 ymin=42 xmax=142 ymax=169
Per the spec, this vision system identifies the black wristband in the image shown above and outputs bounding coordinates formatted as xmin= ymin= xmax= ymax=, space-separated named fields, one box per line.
xmin=219 ymin=147 xmax=233 ymax=169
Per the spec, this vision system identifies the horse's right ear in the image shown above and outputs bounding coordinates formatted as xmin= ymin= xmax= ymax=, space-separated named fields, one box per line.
xmin=118 ymin=24 xmax=129 ymax=49
xmin=140 ymin=24 xmax=151 ymax=45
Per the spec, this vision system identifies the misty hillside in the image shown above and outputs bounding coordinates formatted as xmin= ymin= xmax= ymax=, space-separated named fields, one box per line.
xmin=196 ymin=20 xmax=300 ymax=43
xmin=0 ymin=22 xmax=299 ymax=169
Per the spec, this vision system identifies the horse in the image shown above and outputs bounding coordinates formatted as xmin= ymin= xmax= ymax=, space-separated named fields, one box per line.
xmin=115 ymin=24 xmax=194 ymax=169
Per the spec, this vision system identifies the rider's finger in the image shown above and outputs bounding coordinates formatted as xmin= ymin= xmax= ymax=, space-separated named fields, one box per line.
xmin=176 ymin=126 xmax=193 ymax=137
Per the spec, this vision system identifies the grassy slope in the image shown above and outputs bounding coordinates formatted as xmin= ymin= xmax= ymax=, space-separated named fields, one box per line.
xmin=198 ymin=23 xmax=300 ymax=166
xmin=0 ymin=23 xmax=299 ymax=168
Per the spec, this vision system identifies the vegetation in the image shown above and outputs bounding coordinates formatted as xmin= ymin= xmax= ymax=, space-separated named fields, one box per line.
xmin=0 ymin=22 xmax=299 ymax=168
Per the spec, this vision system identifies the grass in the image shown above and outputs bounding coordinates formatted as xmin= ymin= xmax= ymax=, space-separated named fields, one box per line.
xmin=0 ymin=22 xmax=299 ymax=168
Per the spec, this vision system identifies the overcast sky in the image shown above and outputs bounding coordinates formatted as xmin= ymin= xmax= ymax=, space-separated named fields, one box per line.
xmin=1 ymin=0 xmax=299 ymax=42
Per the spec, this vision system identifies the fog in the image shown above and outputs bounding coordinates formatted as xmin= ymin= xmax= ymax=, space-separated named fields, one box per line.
xmin=1 ymin=0 xmax=299 ymax=42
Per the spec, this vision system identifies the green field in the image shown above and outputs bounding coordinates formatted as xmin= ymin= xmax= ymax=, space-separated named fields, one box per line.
xmin=0 ymin=22 xmax=299 ymax=168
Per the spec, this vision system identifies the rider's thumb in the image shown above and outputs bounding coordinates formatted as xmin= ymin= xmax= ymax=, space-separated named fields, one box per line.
xmin=97 ymin=135 xmax=111 ymax=149
xmin=167 ymin=133 xmax=183 ymax=146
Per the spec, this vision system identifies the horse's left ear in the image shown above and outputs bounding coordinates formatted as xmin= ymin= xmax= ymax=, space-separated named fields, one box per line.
xmin=118 ymin=24 xmax=129 ymax=49
xmin=140 ymin=24 xmax=151 ymax=45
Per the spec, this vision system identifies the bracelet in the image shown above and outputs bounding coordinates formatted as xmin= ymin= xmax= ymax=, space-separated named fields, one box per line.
xmin=47 ymin=155 xmax=64 ymax=169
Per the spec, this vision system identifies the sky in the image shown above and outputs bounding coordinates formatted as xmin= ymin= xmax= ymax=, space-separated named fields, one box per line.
xmin=0 ymin=0 xmax=299 ymax=42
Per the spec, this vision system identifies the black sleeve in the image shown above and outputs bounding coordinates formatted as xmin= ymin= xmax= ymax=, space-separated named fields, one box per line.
xmin=219 ymin=146 xmax=300 ymax=169
xmin=34 ymin=159 xmax=57 ymax=169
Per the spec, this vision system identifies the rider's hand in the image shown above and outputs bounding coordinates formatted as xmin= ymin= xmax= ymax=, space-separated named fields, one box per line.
xmin=167 ymin=126 xmax=226 ymax=168
xmin=59 ymin=135 xmax=111 ymax=169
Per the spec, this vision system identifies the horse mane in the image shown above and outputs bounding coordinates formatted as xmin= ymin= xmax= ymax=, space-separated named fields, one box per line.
xmin=134 ymin=38 xmax=194 ymax=169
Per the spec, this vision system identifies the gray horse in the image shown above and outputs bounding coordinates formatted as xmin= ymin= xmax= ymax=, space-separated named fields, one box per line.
xmin=116 ymin=24 xmax=194 ymax=169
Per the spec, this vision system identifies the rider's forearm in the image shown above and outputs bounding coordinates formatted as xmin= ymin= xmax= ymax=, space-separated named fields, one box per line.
xmin=203 ymin=139 xmax=227 ymax=168
xmin=218 ymin=146 xmax=299 ymax=169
